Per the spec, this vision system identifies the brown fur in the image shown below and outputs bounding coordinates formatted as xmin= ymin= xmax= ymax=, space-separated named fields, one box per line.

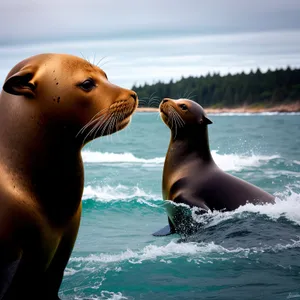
xmin=158 ymin=98 xmax=274 ymax=235
xmin=0 ymin=53 xmax=138 ymax=299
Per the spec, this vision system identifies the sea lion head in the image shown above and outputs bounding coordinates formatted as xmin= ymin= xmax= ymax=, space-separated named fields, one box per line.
xmin=2 ymin=53 xmax=138 ymax=146
xmin=159 ymin=98 xmax=212 ymax=134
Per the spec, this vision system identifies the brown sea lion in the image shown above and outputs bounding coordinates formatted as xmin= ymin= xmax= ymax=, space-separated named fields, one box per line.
xmin=0 ymin=53 xmax=138 ymax=299
xmin=153 ymin=98 xmax=274 ymax=236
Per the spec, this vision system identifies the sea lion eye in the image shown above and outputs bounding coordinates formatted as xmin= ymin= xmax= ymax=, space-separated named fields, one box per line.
xmin=78 ymin=79 xmax=96 ymax=92
xmin=179 ymin=104 xmax=188 ymax=111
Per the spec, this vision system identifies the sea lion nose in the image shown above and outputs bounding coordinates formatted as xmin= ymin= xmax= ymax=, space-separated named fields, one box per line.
xmin=162 ymin=98 xmax=169 ymax=104
xmin=131 ymin=92 xmax=138 ymax=102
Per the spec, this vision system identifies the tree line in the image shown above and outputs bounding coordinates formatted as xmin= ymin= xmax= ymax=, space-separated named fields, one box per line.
xmin=132 ymin=67 xmax=300 ymax=108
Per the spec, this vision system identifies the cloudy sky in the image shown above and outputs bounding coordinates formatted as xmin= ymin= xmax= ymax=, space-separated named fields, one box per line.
xmin=0 ymin=0 xmax=300 ymax=88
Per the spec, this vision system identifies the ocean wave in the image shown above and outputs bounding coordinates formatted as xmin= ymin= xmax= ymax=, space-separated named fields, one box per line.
xmin=82 ymin=151 xmax=163 ymax=165
xmin=70 ymin=238 xmax=300 ymax=265
xmin=73 ymin=291 xmax=127 ymax=300
xmin=211 ymin=150 xmax=280 ymax=172
xmin=64 ymin=268 xmax=78 ymax=276
xmin=191 ymin=190 xmax=300 ymax=227
xmin=82 ymin=150 xmax=280 ymax=172
xmin=83 ymin=185 xmax=159 ymax=205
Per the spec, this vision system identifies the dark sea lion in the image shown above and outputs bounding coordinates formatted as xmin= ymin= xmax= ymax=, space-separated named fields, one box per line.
xmin=153 ymin=98 xmax=274 ymax=236
xmin=0 ymin=53 xmax=138 ymax=299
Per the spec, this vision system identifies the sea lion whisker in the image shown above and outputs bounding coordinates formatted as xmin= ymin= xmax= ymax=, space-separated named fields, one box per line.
xmin=98 ymin=112 xmax=114 ymax=138
xmin=181 ymin=91 xmax=187 ymax=99
xmin=104 ymin=114 xmax=114 ymax=142
xmin=95 ymin=56 xmax=108 ymax=67
xmin=89 ymin=113 xmax=108 ymax=135
xmin=108 ymin=114 xmax=116 ymax=138
xmin=92 ymin=113 xmax=110 ymax=141
xmin=103 ymin=115 xmax=114 ymax=140
xmin=77 ymin=112 xmax=108 ymax=140
xmin=83 ymin=113 xmax=110 ymax=144
xmin=138 ymin=99 xmax=148 ymax=106
xmin=150 ymin=96 xmax=160 ymax=101
xmin=172 ymin=112 xmax=178 ymax=140
xmin=156 ymin=110 xmax=161 ymax=120
xmin=77 ymin=113 xmax=107 ymax=137
xmin=184 ymin=91 xmax=193 ymax=99
xmin=169 ymin=107 xmax=175 ymax=131
xmin=98 ymin=59 xmax=112 ymax=68
xmin=79 ymin=51 xmax=87 ymax=62
xmin=172 ymin=107 xmax=183 ymax=134
xmin=149 ymin=91 xmax=157 ymax=100
xmin=173 ymin=109 xmax=185 ymax=127
xmin=149 ymin=98 xmax=161 ymax=107
xmin=95 ymin=111 xmax=113 ymax=135
xmin=114 ymin=112 xmax=123 ymax=140
xmin=169 ymin=106 xmax=185 ymax=127
xmin=90 ymin=114 xmax=110 ymax=142
xmin=169 ymin=108 xmax=179 ymax=139
xmin=76 ymin=108 xmax=110 ymax=137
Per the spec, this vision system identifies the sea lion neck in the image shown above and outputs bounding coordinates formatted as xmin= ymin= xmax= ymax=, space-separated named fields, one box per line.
xmin=0 ymin=94 xmax=83 ymax=224
xmin=169 ymin=125 xmax=213 ymax=162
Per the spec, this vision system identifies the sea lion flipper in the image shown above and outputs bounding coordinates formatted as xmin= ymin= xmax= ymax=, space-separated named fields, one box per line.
xmin=152 ymin=218 xmax=176 ymax=236
xmin=152 ymin=225 xmax=173 ymax=236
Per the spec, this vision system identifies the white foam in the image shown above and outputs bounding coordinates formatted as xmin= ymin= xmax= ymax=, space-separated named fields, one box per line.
xmin=100 ymin=291 xmax=128 ymax=300
xmin=74 ymin=292 xmax=127 ymax=300
xmin=191 ymin=191 xmax=300 ymax=227
xmin=83 ymin=185 xmax=159 ymax=203
xmin=70 ymin=237 xmax=300 ymax=265
xmin=64 ymin=268 xmax=78 ymax=276
xmin=70 ymin=241 xmax=225 ymax=264
xmin=211 ymin=150 xmax=280 ymax=172
xmin=82 ymin=150 xmax=279 ymax=172
xmin=82 ymin=151 xmax=164 ymax=165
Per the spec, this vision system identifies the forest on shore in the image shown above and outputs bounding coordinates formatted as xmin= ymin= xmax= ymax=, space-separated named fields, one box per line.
xmin=132 ymin=67 xmax=300 ymax=108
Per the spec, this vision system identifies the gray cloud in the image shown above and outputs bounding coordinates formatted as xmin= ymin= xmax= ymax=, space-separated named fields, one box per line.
xmin=0 ymin=1 xmax=300 ymax=89
xmin=0 ymin=30 xmax=300 ymax=89
xmin=1 ymin=0 xmax=300 ymax=44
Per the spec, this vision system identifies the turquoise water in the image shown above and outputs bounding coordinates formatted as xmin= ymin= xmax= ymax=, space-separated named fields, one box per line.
xmin=59 ymin=112 xmax=300 ymax=300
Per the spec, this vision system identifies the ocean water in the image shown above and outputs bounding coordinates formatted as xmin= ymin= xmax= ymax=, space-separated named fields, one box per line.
xmin=58 ymin=112 xmax=300 ymax=300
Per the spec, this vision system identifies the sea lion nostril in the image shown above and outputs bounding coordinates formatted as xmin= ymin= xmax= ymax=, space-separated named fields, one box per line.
xmin=162 ymin=99 xmax=169 ymax=104
xmin=131 ymin=92 xmax=137 ymax=102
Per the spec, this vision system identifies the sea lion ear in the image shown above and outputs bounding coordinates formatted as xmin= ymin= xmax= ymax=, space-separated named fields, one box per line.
xmin=3 ymin=68 xmax=36 ymax=98
xmin=200 ymin=116 xmax=213 ymax=125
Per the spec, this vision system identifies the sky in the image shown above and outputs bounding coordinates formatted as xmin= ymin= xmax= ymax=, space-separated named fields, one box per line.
xmin=0 ymin=0 xmax=300 ymax=88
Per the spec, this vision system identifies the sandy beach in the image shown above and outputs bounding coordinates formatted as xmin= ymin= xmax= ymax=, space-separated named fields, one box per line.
xmin=137 ymin=101 xmax=300 ymax=113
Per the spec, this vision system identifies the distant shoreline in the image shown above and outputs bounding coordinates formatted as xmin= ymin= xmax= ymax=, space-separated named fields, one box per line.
xmin=137 ymin=102 xmax=300 ymax=113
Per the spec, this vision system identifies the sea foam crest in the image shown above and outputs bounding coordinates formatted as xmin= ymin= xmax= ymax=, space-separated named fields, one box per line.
xmin=82 ymin=151 xmax=163 ymax=165
xmin=83 ymin=185 xmax=159 ymax=203
xmin=191 ymin=191 xmax=300 ymax=227
xmin=73 ymin=291 xmax=127 ymax=300
xmin=82 ymin=150 xmax=279 ymax=172
xmin=211 ymin=150 xmax=280 ymax=172
xmin=70 ymin=238 xmax=300 ymax=265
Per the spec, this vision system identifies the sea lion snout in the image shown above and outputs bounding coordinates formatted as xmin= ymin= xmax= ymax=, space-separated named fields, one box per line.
xmin=130 ymin=91 xmax=138 ymax=103
xmin=127 ymin=90 xmax=139 ymax=110
xmin=159 ymin=98 xmax=172 ymax=112
xmin=161 ymin=98 xmax=170 ymax=104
